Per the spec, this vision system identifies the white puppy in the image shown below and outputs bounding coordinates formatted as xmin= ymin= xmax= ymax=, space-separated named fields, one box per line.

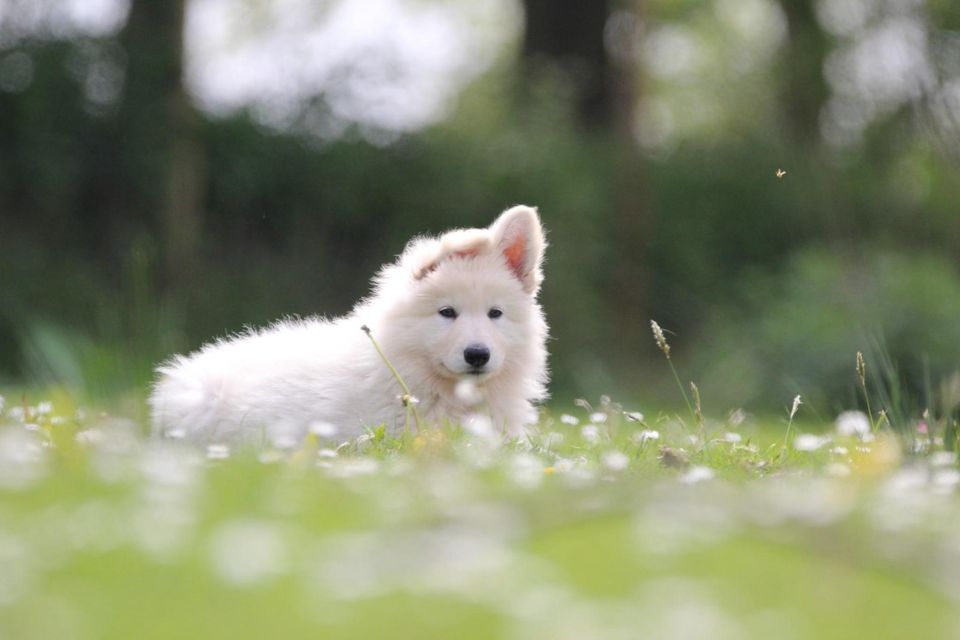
xmin=149 ymin=206 xmax=549 ymax=444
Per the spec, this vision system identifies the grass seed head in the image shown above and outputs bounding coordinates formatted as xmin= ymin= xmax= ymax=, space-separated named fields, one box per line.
xmin=789 ymin=395 xmax=803 ymax=421
xmin=650 ymin=320 xmax=670 ymax=358
xmin=856 ymin=351 xmax=866 ymax=386
xmin=690 ymin=382 xmax=703 ymax=424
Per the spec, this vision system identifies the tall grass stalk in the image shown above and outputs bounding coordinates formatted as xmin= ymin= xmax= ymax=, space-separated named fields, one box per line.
xmin=650 ymin=320 xmax=694 ymax=419
xmin=857 ymin=351 xmax=877 ymax=432
xmin=361 ymin=325 xmax=423 ymax=433
xmin=782 ymin=394 xmax=803 ymax=452
xmin=690 ymin=381 xmax=705 ymax=438
xmin=865 ymin=337 xmax=908 ymax=435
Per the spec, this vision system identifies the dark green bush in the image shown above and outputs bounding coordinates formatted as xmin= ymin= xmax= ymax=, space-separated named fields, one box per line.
xmin=694 ymin=247 xmax=960 ymax=415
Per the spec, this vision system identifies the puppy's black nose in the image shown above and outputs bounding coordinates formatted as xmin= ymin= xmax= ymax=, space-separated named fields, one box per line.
xmin=463 ymin=344 xmax=490 ymax=368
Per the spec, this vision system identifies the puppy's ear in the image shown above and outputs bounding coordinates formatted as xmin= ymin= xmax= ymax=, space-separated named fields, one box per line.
xmin=410 ymin=229 xmax=491 ymax=280
xmin=490 ymin=205 xmax=546 ymax=294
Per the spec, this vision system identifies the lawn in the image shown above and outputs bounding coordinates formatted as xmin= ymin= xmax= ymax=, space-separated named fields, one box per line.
xmin=1 ymin=390 xmax=958 ymax=640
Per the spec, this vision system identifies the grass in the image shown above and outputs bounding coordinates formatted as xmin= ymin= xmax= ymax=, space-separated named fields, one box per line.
xmin=1 ymin=387 xmax=959 ymax=640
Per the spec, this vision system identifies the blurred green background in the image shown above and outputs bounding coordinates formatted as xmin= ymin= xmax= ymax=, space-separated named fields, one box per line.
xmin=2 ymin=0 xmax=960 ymax=416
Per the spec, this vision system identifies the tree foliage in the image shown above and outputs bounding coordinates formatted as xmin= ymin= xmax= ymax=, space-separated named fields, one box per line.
xmin=1 ymin=0 xmax=959 ymax=410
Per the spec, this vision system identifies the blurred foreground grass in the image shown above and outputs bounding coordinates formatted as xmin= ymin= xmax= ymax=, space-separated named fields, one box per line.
xmin=1 ymin=395 xmax=959 ymax=640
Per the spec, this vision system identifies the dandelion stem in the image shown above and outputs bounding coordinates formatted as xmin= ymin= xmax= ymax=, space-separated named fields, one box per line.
xmin=361 ymin=325 xmax=422 ymax=433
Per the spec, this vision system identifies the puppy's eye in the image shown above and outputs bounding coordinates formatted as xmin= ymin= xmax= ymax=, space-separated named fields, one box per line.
xmin=488 ymin=307 xmax=503 ymax=319
xmin=438 ymin=306 xmax=458 ymax=319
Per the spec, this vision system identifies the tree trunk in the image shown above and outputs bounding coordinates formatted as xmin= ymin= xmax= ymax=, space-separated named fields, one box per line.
xmin=520 ymin=0 xmax=650 ymax=353
xmin=777 ymin=0 xmax=830 ymax=143
xmin=118 ymin=0 xmax=204 ymax=288
xmin=522 ymin=0 xmax=617 ymax=129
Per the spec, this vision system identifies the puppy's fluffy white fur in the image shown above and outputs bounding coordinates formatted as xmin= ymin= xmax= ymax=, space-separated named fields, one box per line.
xmin=149 ymin=206 xmax=549 ymax=443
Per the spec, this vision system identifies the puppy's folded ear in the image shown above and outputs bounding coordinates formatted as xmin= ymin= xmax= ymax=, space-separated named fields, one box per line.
xmin=409 ymin=229 xmax=491 ymax=280
xmin=490 ymin=205 xmax=546 ymax=294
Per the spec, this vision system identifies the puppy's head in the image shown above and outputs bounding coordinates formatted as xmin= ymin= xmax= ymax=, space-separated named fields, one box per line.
xmin=387 ymin=206 xmax=546 ymax=387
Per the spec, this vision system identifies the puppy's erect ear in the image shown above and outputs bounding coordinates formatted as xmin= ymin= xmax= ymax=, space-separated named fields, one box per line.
xmin=490 ymin=205 xmax=546 ymax=294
